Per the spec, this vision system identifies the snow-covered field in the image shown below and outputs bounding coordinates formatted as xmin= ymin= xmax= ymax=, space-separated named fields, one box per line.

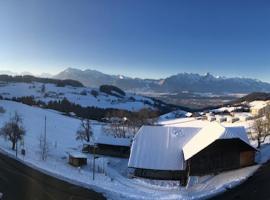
xmin=0 ymin=100 xmax=268 ymax=200
xmin=0 ymin=82 xmax=156 ymax=111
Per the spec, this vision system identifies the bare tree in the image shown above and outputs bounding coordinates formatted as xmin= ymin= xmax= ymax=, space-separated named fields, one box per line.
xmin=39 ymin=116 xmax=49 ymax=161
xmin=0 ymin=112 xmax=25 ymax=151
xmin=41 ymin=84 xmax=46 ymax=94
xmin=39 ymin=133 xmax=49 ymax=160
xmin=76 ymin=119 xmax=93 ymax=142
xmin=252 ymin=117 xmax=270 ymax=148
xmin=0 ymin=106 xmax=5 ymax=114
xmin=104 ymin=108 xmax=158 ymax=138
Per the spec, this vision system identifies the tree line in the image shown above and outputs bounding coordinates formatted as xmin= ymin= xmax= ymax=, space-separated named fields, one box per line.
xmin=0 ymin=74 xmax=83 ymax=87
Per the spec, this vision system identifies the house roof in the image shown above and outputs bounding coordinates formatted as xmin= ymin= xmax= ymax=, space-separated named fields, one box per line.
xmin=128 ymin=122 xmax=255 ymax=171
xmin=128 ymin=126 xmax=200 ymax=171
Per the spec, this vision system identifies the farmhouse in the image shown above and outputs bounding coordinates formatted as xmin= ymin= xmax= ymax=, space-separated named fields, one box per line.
xmin=128 ymin=123 xmax=256 ymax=181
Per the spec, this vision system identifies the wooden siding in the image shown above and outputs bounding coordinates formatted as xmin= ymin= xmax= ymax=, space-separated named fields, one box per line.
xmin=240 ymin=151 xmax=255 ymax=167
xmin=68 ymin=156 xmax=87 ymax=167
xmin=189 ymin=139 xmax=255 ymax=176
xmin=134 ymin=168 xmax=187 ymax=180
xmin=84 ymin=144 xmax=130 ymax=158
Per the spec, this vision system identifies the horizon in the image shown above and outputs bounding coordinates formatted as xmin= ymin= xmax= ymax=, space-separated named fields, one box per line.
xmin=1 ymin=0 xmax=270 ymax=81
xmin=0 ymin=67 xmax=269 ymax=83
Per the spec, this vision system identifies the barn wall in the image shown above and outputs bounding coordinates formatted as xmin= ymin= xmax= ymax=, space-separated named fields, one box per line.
xmin=189 ymin=139 xmax=255 ymax=176
xmin=86 ymin=144 xmax=130 ymax=158
xmin=68 ymin=156 xmax=87 ymax=167
xmin=134 ymin=168 xmax=187 ymax=180
xmin=240 ymin=151 xmax=255 ymax=167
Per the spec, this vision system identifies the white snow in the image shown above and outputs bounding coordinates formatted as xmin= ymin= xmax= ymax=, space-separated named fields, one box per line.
xmin=69 ymin=151 xmax=88 ymax=158
xmin=249 ymin=100 xmax=270 ymax=110
xmin=0 ymin=82 xmax=156 ymax=111
xmin=94 ymin=130 xmax=132 ymax=147
xmin=0 ymin=100 xmax=266 ymax=200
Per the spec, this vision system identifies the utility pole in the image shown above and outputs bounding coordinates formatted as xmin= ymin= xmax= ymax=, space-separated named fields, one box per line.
xmin=92 ymin=144 xmax=96 ymax=180
xmin=44 ymin=116 xmax=47 ymax=147
xmin=15 ymin=138 xmax=18 ymax=158
xmin=42 ymin=116 xmax=47 ymax=161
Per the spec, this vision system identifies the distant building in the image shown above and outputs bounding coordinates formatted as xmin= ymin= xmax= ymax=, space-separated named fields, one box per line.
xmin=84 ymin=131 xmax=132 ymax=158
xmin=68 ymin=152 xmax=87 ymax=167
xmin=249 ymin=101 xmax=270 ymax=116
xmin=234 ymin=113 xmax=253 ymax=122
xmin=128 ymin=123 xmax=256 ymax=182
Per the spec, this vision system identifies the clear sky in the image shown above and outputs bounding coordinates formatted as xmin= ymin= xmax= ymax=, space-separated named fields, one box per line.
xmin=0 ymin=0 xmax=270 ymax=81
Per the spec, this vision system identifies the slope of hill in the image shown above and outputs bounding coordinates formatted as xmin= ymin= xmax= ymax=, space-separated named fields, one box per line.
xmin=233 ymin=92 xmax=270 ymax=104
xmin=0 ymin=80 xmax=175 ymax=113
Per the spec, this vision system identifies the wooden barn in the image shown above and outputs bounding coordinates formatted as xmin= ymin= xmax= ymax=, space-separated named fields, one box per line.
xmin=182 ymin=124 xmax=256 ymax=175
xmin=128 ymin=123 xmax=256 ymax=182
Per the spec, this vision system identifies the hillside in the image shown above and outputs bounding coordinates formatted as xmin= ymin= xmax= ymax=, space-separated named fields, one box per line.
xmin=0 ymin=78 xmax=178 ymax=115
xmin=232 ymin=92 xmax=270 ymax=104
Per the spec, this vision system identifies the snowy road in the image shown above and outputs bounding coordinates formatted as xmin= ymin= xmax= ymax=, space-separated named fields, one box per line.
xmin=0 ymin=151 xmax=105 ymax=200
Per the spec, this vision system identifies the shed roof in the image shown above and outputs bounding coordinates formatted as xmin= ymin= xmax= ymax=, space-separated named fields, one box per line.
xmin=69 ymin=152 xmax=88 ymax=159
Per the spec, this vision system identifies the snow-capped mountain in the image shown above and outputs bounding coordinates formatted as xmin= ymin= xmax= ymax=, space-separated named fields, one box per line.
xmin=54 ymin=68 xmax=270 ymax=94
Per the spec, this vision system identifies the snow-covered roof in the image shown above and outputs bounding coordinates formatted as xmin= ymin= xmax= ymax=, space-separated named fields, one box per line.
xmin=249 ymin=100 xmax=270 ymax=110
xmin=94 ymin=132 xmax=131 ymax=147
xmin=129 ymin=123 xmax=255 ymax=171
xmin=69 ymin=152 xmax=88 ymax=159
xmin=128 ymin=126 xmax=201 ymax=170
xmin=160 ymin=118 xmax=212 ymax=128
xmin=157 ymin=117 xmax=200 ymax=126
xmin=183 ymin=123 xmax=253 ymax=161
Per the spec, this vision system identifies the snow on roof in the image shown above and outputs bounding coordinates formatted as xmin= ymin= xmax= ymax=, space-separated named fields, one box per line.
xmin=161 ymin=118 xmax=212 ymax=128
xmin=183 ymin=123 xmax=254 ymax=161
xmin=157 ymin=117 xmax=200 ymax=126
xmin=69 ymin=152 xmax=88 ymax=159
xmin=128 ymin=126 xmax=201 ymax=170
xmin=249 ymin=101 xmax=270 ymax=110
xmin=94 ymin=130 xmax=131 ymax=147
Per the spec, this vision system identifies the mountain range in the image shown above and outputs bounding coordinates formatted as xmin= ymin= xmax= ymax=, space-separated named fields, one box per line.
xmin=54 ymin=68 xmax=270 ymax=94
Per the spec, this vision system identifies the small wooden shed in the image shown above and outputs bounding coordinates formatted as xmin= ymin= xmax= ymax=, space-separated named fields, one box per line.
xmin=68 ymin=152 xmax=87 ymax=167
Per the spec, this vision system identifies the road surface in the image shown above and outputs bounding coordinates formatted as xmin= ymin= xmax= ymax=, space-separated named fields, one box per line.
xmin=0 ymin=151 xmax=106 ymax=200
xmin=212 ymin=161 xmax=270 ymax=200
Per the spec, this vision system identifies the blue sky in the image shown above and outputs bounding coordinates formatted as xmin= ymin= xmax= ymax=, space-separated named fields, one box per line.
xmin=0 ymin=0 xmax=270 ymax=81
